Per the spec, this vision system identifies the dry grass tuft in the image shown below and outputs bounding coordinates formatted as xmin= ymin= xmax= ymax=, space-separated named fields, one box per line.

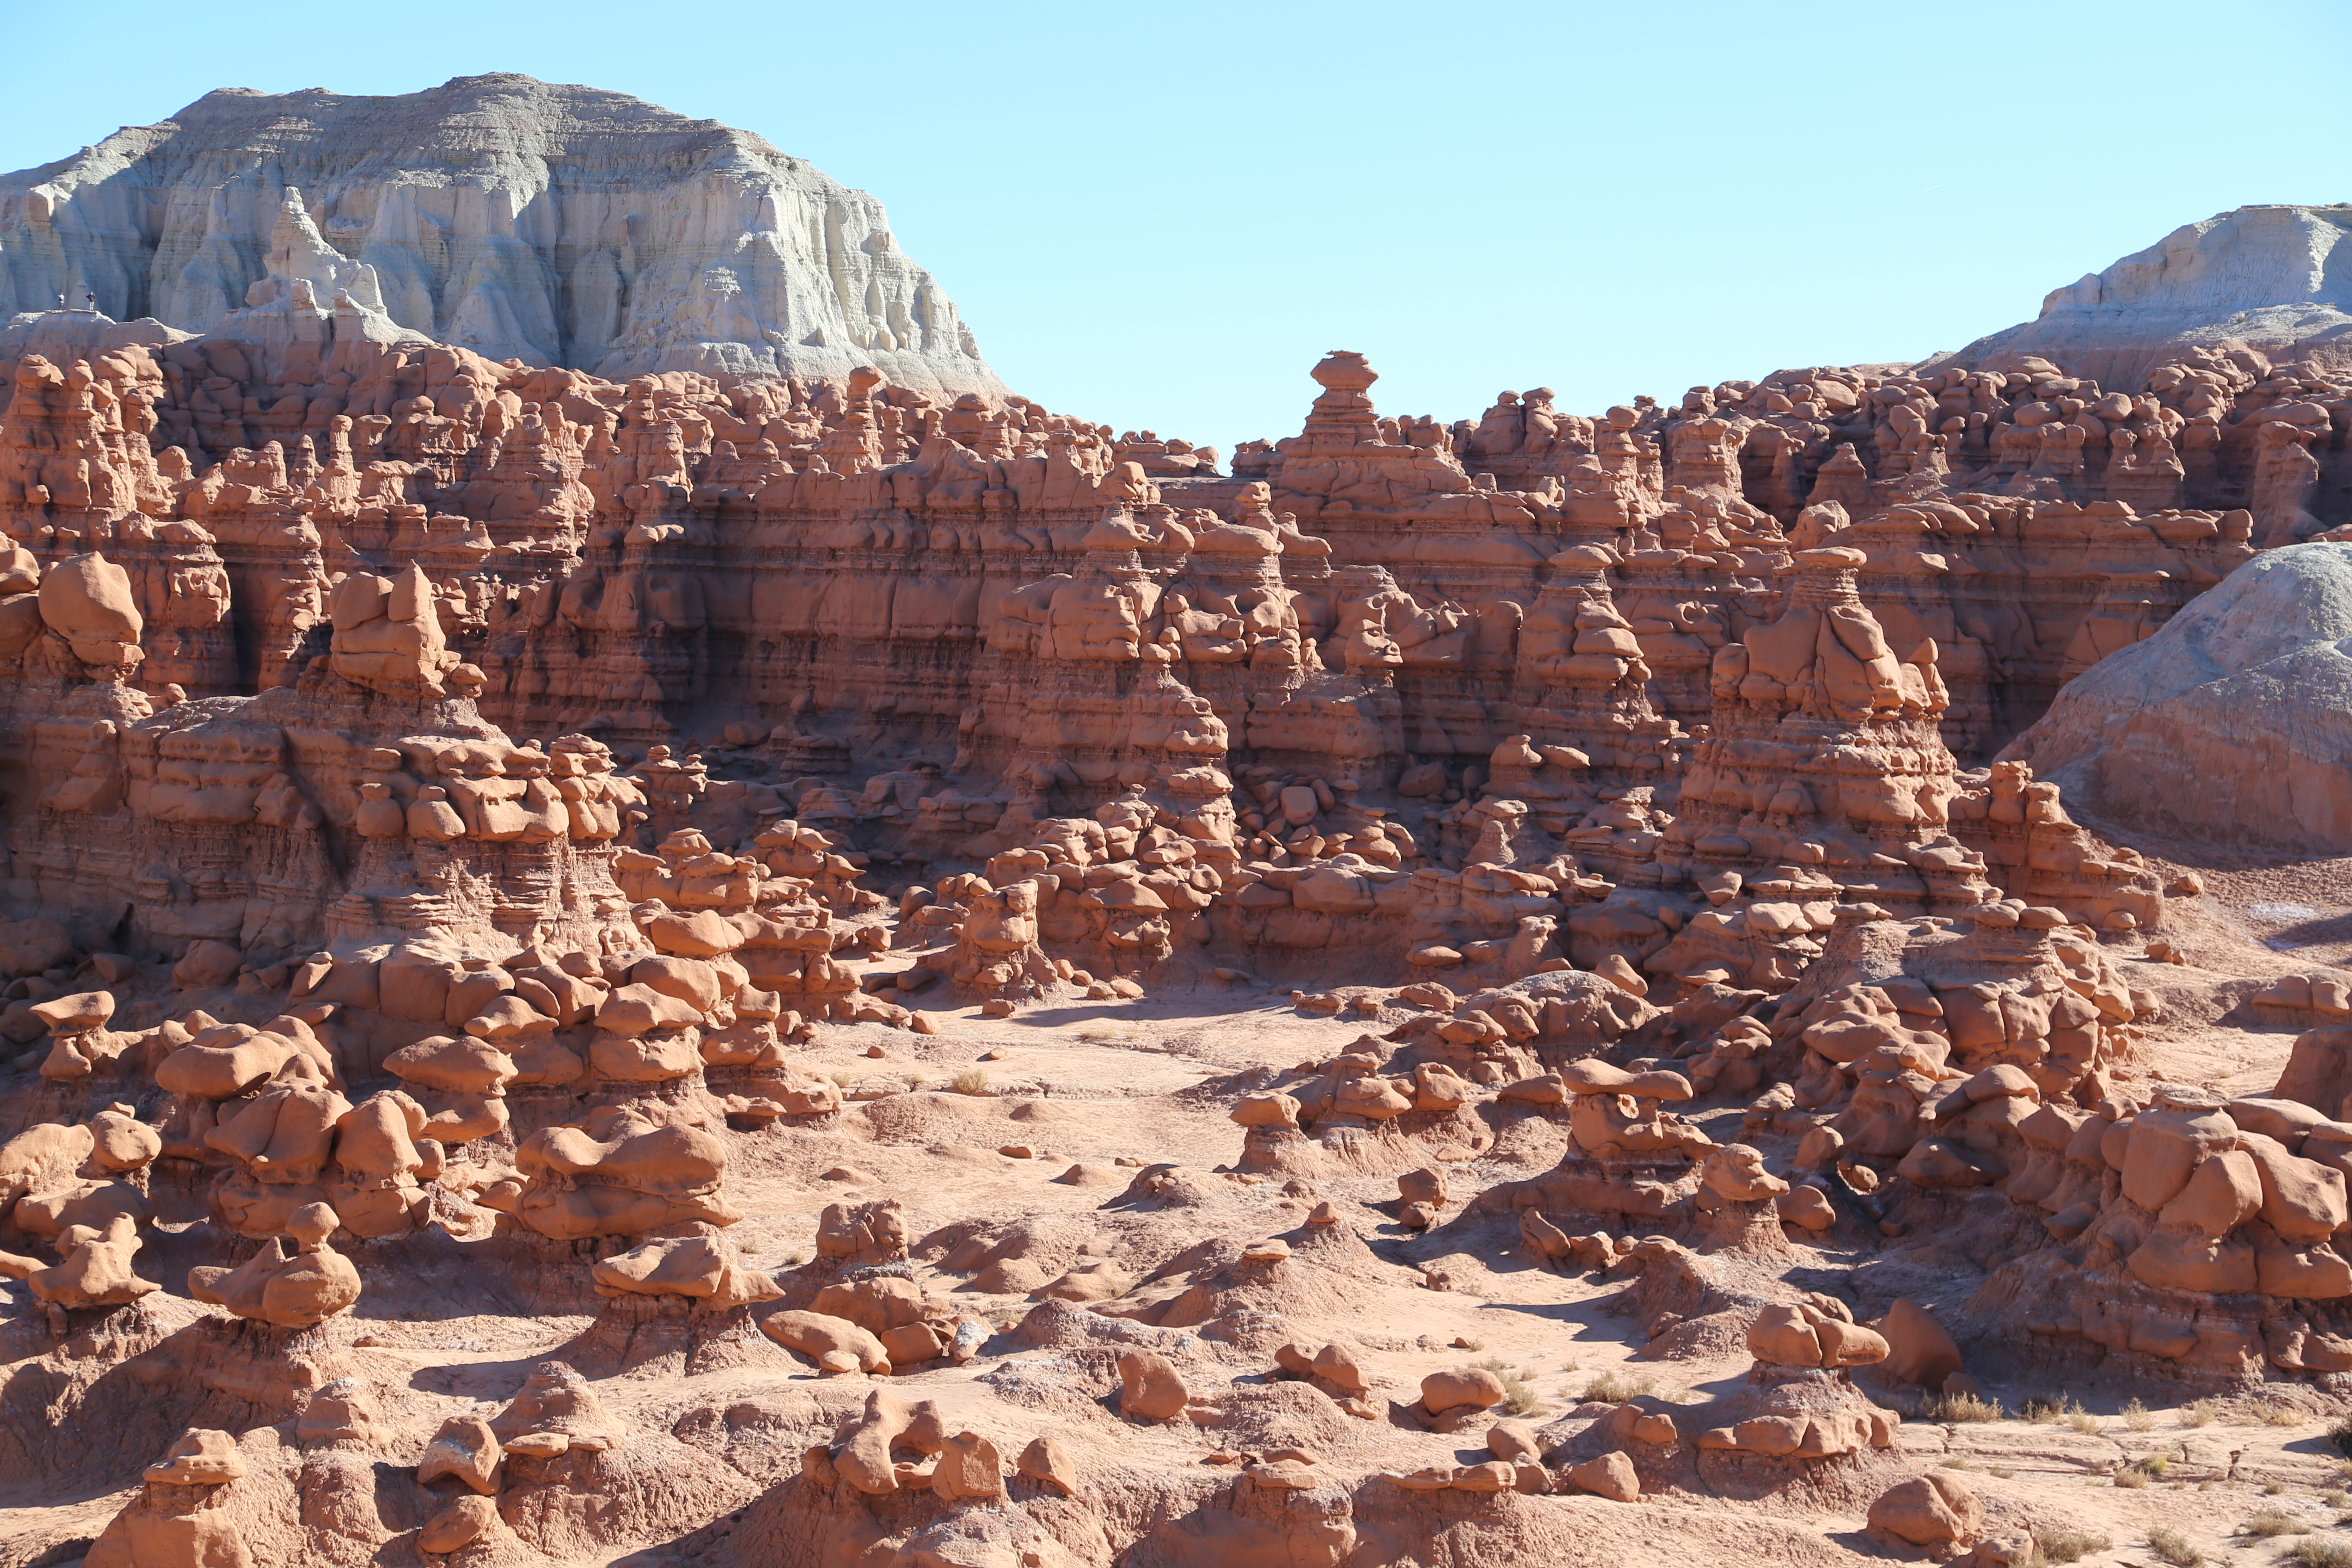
xmin=1579 ymin=1368 xmax=1655 ymax=1405
xmin=2031 ymin=1525 xmax=2110 ymax=1563
xmin=1924 ymin=1390 xmax=2003 ymax=1423
xmin=2239 ymin=1506 xmax=2312 ymax=1537
xmin=1472 ymin=1358 xmax=1542 ymax=1417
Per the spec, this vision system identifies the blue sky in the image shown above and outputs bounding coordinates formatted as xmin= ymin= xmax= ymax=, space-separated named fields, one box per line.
xmin=5 ymin=1 xmax=2347 ymax=454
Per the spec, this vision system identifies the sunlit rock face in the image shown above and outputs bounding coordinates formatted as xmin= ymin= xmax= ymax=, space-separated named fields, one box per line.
xmin=0 ymin=74 xmax=1005 ymax=397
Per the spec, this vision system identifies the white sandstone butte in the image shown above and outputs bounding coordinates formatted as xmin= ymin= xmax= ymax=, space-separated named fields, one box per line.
xmin=0 ymin=72 xmax=1006 ymax=396
xmin=1943 ymin=202 xmax=2352 ymax=385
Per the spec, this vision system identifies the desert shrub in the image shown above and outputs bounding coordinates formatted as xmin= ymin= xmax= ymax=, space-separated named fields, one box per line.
xmin=2145 ymin=1522 xmax=2202 ymax=1565
xmin=2287 ymin=1540 xmax=2352 ymax=1568
xmin=2122 ymin=1398 xmax=2158 ymax=1432
xmin=952 ymin=1067 xmax=990 ymax=1095
xmin=1472 ymin=1358 xmax=1542 ymax=1417
xmin=1924 ymin=1390 xmax=2003 ymax=1422
xmin=2031 ymin=1525 xmax=2110 ymax=1563
xmin=1579 ymin=1369 xmax=1655 ymax=1404
xmin=2239 ymin=1506 xmax=2313 ymax=1537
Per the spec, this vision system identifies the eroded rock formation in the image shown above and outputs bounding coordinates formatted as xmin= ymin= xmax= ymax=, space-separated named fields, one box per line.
xmin=6 ymin=104 xmax=2352 ymax=1568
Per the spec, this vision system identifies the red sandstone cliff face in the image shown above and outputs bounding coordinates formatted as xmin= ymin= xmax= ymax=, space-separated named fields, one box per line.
xmin=1 ymin=287 xmax=2320 ymax=1006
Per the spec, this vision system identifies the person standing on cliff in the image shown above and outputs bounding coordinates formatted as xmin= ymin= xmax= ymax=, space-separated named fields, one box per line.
xmin=53 ymin=292 xmax=64 ymax=311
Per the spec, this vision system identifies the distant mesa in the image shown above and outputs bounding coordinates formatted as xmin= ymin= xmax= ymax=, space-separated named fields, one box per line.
xmin=0 ymin=73 xmax=1003 ymax=396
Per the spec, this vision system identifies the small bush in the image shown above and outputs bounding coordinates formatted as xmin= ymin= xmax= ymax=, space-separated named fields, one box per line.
xmin=2113 ymin=1465 xmax=2150 ymax=1489
xmin=2322 ymin=1488 xmax=2350 ymax=1508
xmin=2329 ymin=1415 xmax=2352 ymax=1459
xmin=1580 ymin=1369 xmax=1655 ymax=1404
xmin=2145 ymin=1523 xmax=2203 ymax=1566
xmin=2255 ymin=1399 xmax=2308 ymax=1427
xmin=2288 ymin=1540 xmax=2352 ymax=1568
xmin=2031 ymin=1525 xmax=2111 ymax=1564
xmin=2268 ymin=1480 xmax=2289 ymax=1495
xmin=1939 ymin=1455 xmax=1974 ymax=1470
xmin=2021 ymin=1394 xmax=2073 ymax=1423
xmin=1473 ymin=1358 xmax=1541 ymax=1418
xmin=1925 ymin=1390 xmax=2003 ymax=1423
xmin=2065 ymin=1409 xmax=2103 ymax=1435
xmin=951 ymin=1067 xmax=991 ymax=1096
xmin=2242 ymin=1506 xmax=2314 ymax=1537
xmin=1988 ymin=1464 xmax=2014 ymax=1478
xmin=2122 ymin=1397 xmax=2159 ymax=1432
xmin=2179 ymin=1397 xmax=2217 ymax=1428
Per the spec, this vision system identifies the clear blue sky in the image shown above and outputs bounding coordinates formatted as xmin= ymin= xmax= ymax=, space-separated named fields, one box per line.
xmin=5 ymin=1 xmax=2348 ymax=454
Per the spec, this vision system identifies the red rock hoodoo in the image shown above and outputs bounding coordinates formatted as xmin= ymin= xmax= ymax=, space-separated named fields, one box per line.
xmin=4 ymin=77 xmax=2352 ymax=1568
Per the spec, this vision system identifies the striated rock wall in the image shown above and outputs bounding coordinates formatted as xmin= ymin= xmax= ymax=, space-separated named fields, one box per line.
xmin=1944 ymin=204 xmax=2352 ymax=391
xmin=9 ymin=261 xmax=2340 ymax=990
xmin=0 ymin=75 xmax=1004 ymax=395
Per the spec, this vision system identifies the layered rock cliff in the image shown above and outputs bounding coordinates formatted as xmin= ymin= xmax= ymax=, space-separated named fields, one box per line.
xmin=1943 ymin=204 xmax=2352 ymax=388
xmin=0 ymin=74 xmax=1004 ymax=395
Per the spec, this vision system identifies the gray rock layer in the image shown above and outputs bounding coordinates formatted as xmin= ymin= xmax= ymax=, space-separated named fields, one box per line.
xmin=0 ymin=73 xmax=1004 ymax=394
xmin=2006 ymin=542 xmax=2352 ymax=855
xmin=1944 ymin=204 xmax=2352 ymax=386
